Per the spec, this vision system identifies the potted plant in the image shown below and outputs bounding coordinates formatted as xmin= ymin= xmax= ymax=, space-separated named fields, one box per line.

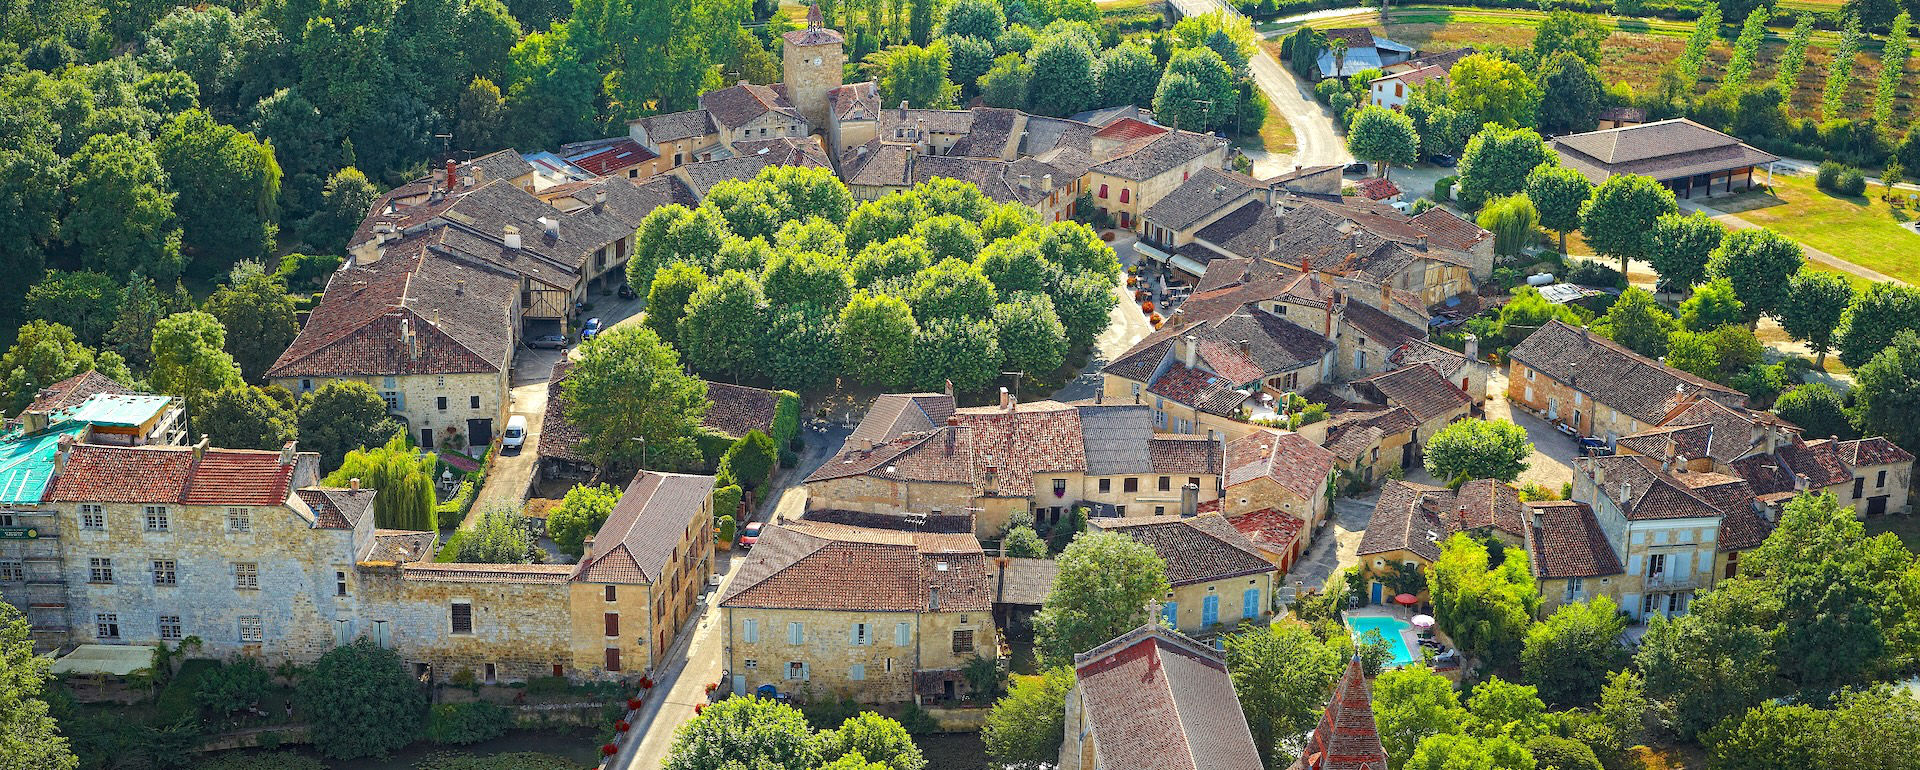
xmin=615 ymin=720 xmax=630 ymax=732
xmin=602 ymin=744 xmax=618 ymax=757
xmin=626 ymin=697 xmax=643 ymax=710
xmin=715 ymin=515 xmax=736 ymax=551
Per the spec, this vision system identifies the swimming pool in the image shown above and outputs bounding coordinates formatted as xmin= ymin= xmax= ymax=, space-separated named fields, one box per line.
xmin=1347 ymin=615 xmax=1418 ymax=667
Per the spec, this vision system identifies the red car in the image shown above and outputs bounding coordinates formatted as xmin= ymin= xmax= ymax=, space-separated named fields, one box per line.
xmin=737 ymin=521 xmax=765 ymax=549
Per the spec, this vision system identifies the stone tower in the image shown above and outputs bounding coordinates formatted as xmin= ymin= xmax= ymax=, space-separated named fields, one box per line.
xmin=781 ymin=5 xmax=845 ymax=131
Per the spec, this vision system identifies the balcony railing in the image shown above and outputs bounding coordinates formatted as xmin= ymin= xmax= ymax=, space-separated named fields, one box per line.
xmin=1643 ymin=571 xmax=1699 ymax=590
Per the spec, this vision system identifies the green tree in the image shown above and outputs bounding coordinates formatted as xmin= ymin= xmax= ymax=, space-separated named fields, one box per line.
xmin=817 ymin=712 xmax=927 ymax=770
xmin=851 ymin=238 xmax=931 ymax=289
xmin=563 ymin=326 xmax=711 ymax=470
xmin=911 ymin=257 xmax=999 ymax=320
xmin=1535 ymin=51 xmax=1603 ymax=136
xmin=942 ymin=0 xmax=1006 ymax=39
xmin=298 ymin=640 xmax=427 ymax=760
xmin=1648 ymin=212 xmax=1725 ymax=293
xmin=1449 ymin=54 xmax=1541 ymax=129
xmin=1532 ymin=10 xmax=1606 ymax=65
xmin=912 ymin=215 xmax=984 ymax=264
xmin=307 ymin=167 xmax=381 ymax=253
xmin=1098 ymin=42 xmax=1159 ymax=108
xmin=974 ymin=239 xmax=1059 ymax=302
xmin=1678 ymin=277 xmax=1746 ymax=331
xmin=1666 ymin=325 xmax=1764 ymax=383
xmin=65 ymin=133 xmax=184 ymax=281
xmin=982 ymin=667 xmax=1075 ymax=769
xmin=150 ymin=311 xmax=244 ymax=409
xmin=1822 ymin=14 xmax=1862 ymax=121
xmin=1002 ymin=526 xmax=1046 ymax=557
xmin=912 ymin=318 xmax=1002 ymax=393
xmin=155 ymin=109 xmax=281 ymax=273
xmin=324 ymin=435 xmax=437 ymax=531
xmin=715 ymin=236 xmax=776 ymax=274
xmin=1464 ymin=677 xmax=1553 ymax=743
xmin=1707 ymin=229 xmax=1804 ymax=326
xmin=1521 ymin=596 xmax=1628 ymax=707
xmin=838 ymin=291 xmax=920 ymax=389
xmin=1406 ymin=733 xmax=1535 ymax=770
xmin=762 ymin=250 xmax=854 ymax=311
xmin=643 ymin=263 xmax=710 ymax=348
xmin=1033 ymin=532 xmax=1170 ymax=664
xmin=664 ymin=695 xmax=820 ymax=770
xmin=1704 ymin=700 xmax=1830 ymax=770
xmin=205 ymin=270 xmax=299 ymax=381
xmin=24 ymin=271 xmax=122 ymax=346
xmin=765 ymin=306 xmax=841 ymax=392
xmin=1772 ymin=383 xmax=1852 ymax=440
xmin=1673 ymin=2 xmax=1722 ymax=96
xmin=1633 ymin=580 xmax=1779 ymax=739
xmin=1430 ymin=532 xmax=1539 ymax=668
xmin=0 ymin=600 xmax=77 ymax=769
xmin=1025 ymin=33 xmax=1099 ymax=117
xmin=1477 ymin=194 xmax=1539 ymax=259
xmin=1223 ymin=622 xmax=1343 ymax=768
xmin=1836 ymin=282 xmax=1920 ymax=368
xmin=1348 ymin=106 xmax=1420 ymax=179
xmin=1457 ymin=125 xmax=1555 ymax=210
xmin=1566 ymin=670 xmax=1647 ymax=768
xmin=298 ymin=381 xmax=403 ymax=471
xmin=454 ymin=507 xmax=537 ymax=563
xmin=455 ymin=77 xmax=507 ymax=155
xmin=1779 ymin=271 xmax=1854 ymax=367
xmin=978 ymin=53 xmax=1031 ymax=109
xmin=199 ymin=384 xmax=298 ymax=451
xmin=1527 ymin=735 xmax=1602 ymax=770
xmin=546 ymin=482 xmax=620 ymax=557
xmin=703 ymin=182 xmax=782 ymax=241
xmin=1424 ymin=419 xmax=1533 ymax=484
xmin=1050 ymin=272 xmax=1118 ymax=350
xmin=1372 ymin=665 xmax=1466 ymax=770
xmin=1581 ymin=174 xmax=1678 ymax=276
xmin=1775 ymin=15 xmax=1816 ymax=94
xmin=1155 ymin=46 xmax=1236 ymax=133
xmin=1525 ymin=165 xmax=1591 ymax=254
xmin=679 ymin=270 xmax=769 ymax=383
xmin=1593 ymin=287 xmax=1677 ymax=358
xmin=874 ymin=41 xmax=959 ymax=109
xmin=950 ymin=35 xmax=997 ymax=96
xmin=0 ymin=141 xmax=64 ymax=329
xmin=719 ymin=430 xmax=777 ymax=490
xmin=1723 ymin=10 xmax=1769 ymax=92
xmin=757 ymin=165 xmax=855 ymax=231
xmin=992 ymin=295 xmax=1068 ymax=377
xmin=1493 ymin=287 xmax=1582 ymax=345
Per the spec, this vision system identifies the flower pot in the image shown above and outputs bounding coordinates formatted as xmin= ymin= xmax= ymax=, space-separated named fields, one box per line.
xmin=694 ymin=703 xmax=706 ymax=715
xmin=1142 ymin=301 xmax=1155 ymax=313
xmin=615 ymin=720 xmax=630 ymax=732
xmin=602 ymin=744 xmax=618 ymax=756
xmin=627 ymin=698 xmax=643 ymax=711
xmin=640 ymin=677 xmax=654 ymax=689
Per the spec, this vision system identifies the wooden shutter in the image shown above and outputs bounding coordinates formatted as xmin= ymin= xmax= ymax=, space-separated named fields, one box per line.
xmin=605 ymin=613 xmax=620 ymax=637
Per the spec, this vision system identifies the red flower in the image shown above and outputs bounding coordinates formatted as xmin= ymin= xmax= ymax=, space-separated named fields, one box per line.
xmin=694 ymin=703 xmax=706 ymax=715
xmin=627 ymin=698 xmax=643 ymax=711
xmin=602 ymin=744 xmax=618 ymax=756
xmin=615 ymin=720 xmax=630 ymax=732
xmin=640 ymin=676 xmax=655 ymax=689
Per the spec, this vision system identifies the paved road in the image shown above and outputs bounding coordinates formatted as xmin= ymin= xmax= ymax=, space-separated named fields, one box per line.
xmin=462 ymin=348 xmax=565 ymax=529
xmin=1053 ymin=234 xmax=1157 ymax=402
xmin=1285 ymin=492 xmax=1377 ymax=593
xmin=1167 ymin=0 xmax=1351 ymax=169
xmin=1481 ymin=368 xmax=1578 ymax=494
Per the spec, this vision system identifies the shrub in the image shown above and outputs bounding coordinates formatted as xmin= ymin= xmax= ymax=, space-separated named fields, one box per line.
xmin=1566 ymin=260 xmax=1626 ymax=289
xmin=1434 ymin=175 xmax=1458 ymax=202
xmin=425 ymin=702 xmax=514 ymax=745
xmin=1816 ymin=161 xmax=1867 ymax=196
xmin=900 ymin=704 xmax=942 ymax=734
xmin=196 ymin=657 xmax=272 ymax=715
xmin=524 ymin=676 xmax=571 ymax=696
xmin=718 ymin=430 xmax=778 ymax=491
xmin=298 ymin=640 xmax=426 ymax=760
xmin=717 ymin=515 xmax=736 ymax=544
xmin=710 ymin=484 xmax=744 ymax=521
xmin=198 ymin=751 xmax=327 ymax=770
xmin=414 ymin=753 xmax=583 ymax=770
xmin=1836 ymin=167 xmax=1867 ymax=196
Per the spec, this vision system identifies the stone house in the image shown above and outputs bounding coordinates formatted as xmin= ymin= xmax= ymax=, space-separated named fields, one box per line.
xmin=1101 ymin=310 xmax=1339 ymax=440
xmin=1059 ymin=623 xmax=1263 ymax=770
xmin=1522 ymin=500 xmax=1626 ymax=614
xmin=268 ymin=241 xmax=519 ymax=450
xmin=1312 ymin=405 xmax=1420 ymax=487
xmin=1508 ymin=320 xmax=1747 ymax=444
xmin=1222 ymin=430 xmax=1336 ymax=544
xmin=1347 ymin=362 xmax=1473 ymax=460
xmin=1086 ymin=126 xmax=1229 ymax=232
xmin=719 ymin=521 xmax=993 ymax=704
xmin=1088 ymin=514 xmax=1278 ymax=633
xmin=537 ymin=360 xmax=790 ymax=482
xmin=568 ymin=471 xmax=715 ymax=675
xmin=1355 ymin=479 xmax=1529 ymax=604
xmin=628 ymin=110 xmax=723 ymax=173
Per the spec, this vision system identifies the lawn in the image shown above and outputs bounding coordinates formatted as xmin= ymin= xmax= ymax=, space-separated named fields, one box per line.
xmin=1709 ymin=172 xmax=1920 ymax=286
xmin=1866 ymin=513 xmax=1920 ymax=553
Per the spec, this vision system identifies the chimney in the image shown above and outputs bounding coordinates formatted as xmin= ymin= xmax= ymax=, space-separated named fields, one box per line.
xmin=899 ymin=100 xmax=909 ymax=116
xmin=944 ymin=379 xmax=954 ymax=400
xmin=1094 ymin=388 xmax=1103 ymax=404
xmin=1182 ymin=334 xmax=1199 ymax=369
xmin=1042 ymin=174 xmax=1053 ymax=192
xmin=461 ymin=174 xmax=474 ymax=187
xmin=1237 ymin=339 xmax=1250 ymax=356
xmin=400 ymin=318 xmax=418 ymax=361
xmin=503 ymin=225 xmax=522 ymax=250
xmin=1416 ymin=234 xmax=1428 ymax=249
xmin=999 ymin=387 xmax=1014 ymax=411
xmin=538 ymin=216 xmax=559 ymax=237
xmin=1665 ymin=433 xmax=1679 ymax=462
xmin=445 ymin=158 xmax=457 ymax=190
xmin=947 ymin=415 xmax=960 ymax=426
xmin=1323 ymin=295 xmax=1335 ymax=338
xmin=455 ymin=279 xmax=465 ymax=296
xmin=52 ymin=434 xmax=75 ymax=474
xmin=916 ymin=116 xmax=926 ymax=142
xmin=1530 ymin=508 xmax=1543 ymax=529
xmin=1379 ymin=283 xmax=1391 ymax=312
xmin=945 ymin=421 xmax=957 ymax=455
xmin=350 ymin=477 xmax=362 ymax=490
xmin=192 ymin=434 xmax=210 ymax=462
xmin=1018 ymin=174 xmax=1031 ymax=190
xmin=1180 ymin=483 xmax=1199 ymax=517
xmin=279 ymin=440 xmax=297 ymax=467
xmin=1464 ymin=333 xmax=1479 ymax=362
xmin=582 ymin=534 xmax=594 ymax=552
xmin=594 ymin=188 xmax=608 ymax=207
xmin=1793 ymin=473 xmax=1810 ymax=491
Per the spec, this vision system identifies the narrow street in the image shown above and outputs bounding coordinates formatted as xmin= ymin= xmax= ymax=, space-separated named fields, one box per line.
xmin=461 ymin=348 xmax=563 ymax=530
xmin=1165 ymin=0 xmax=1351 ymax=169
xmin=1052 ymin=233 xmax=1157 ymax=402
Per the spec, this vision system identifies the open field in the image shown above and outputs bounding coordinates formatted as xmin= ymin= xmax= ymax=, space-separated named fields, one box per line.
xmin=1712 ymin=172 xmax=1920 ymax=285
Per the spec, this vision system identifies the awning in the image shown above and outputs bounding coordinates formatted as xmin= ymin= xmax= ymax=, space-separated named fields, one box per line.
xmin=50 ymin=644 xmax=158 ymax=676
xmin=1131 ymin=241 xmax=1209 ymax=278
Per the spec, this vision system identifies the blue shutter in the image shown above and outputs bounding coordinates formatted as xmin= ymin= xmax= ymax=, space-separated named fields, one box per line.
xmin=1162 ymin=601 xmax=1178 ymax=627
xmin=1243 ymin=588 xmax=1261 ymax=619
xmin=1202 ymin=595 xmax=1220 ymax=626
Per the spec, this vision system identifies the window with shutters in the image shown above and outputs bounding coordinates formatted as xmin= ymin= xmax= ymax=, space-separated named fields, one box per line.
xmin=743 ymin=619 xmax=759 ymax=642
xmin=786 ymin=661 xmax=807 ymax=680
xmin=234 ymin=562 xmax=259 ymax=590
xmin=1098 ymin=183 xmax=1109 ymax=198
xmin=1124 ymin=477 xmax=1139 ymax=493
xmin=850 ymin=663 xmax=866 ymax=680
xmin=605 ymin=585 xmax=617 ymax=601
xmin=158 ymin=615 xmax=182 ymax=640
xmin=851 ymin=622 xmax=871 ymax=646
xmin=1158 ymin=476 xmax=1171 ymax=491
xmin=451 ymin=602 xmax=473 ymax=634
xmin=239 ymin=615 xmax=263 ymax=643
xmin=951 ymin=629 xmax=974 ymax=654
xmin=152 ymin=560 xmax=176 ymax=585
xmin=1119 ymin=188 xmax=1130 ymax=203
xmin=605 ymin=648 xmax=622 ymax=671
xmin=895 ymin=622 xmax=911 ymax=646
xmin=604 ymin=613 xmax=620 ymax=637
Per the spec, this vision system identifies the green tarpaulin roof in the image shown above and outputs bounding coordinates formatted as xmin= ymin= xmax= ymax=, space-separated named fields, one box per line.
xmin=0 ymin=422 xmax=88 ymax=506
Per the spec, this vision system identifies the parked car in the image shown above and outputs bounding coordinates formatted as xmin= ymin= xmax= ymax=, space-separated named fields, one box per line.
xmin=1430 ymin=153 xmax=1458 ymax=167
xmin=618 ymin=283 xmax=637 ymax=299
xmin=1344 ymin=162 xmax=1371 ymax=175
xmin=502 ymin=415 xmax=528 ymax=451
xmin=581 ymin=317 xmax=603 ymax=340
xmin=525 ymin=334 xmax=568 ymax=349
xmin=737 ymin=520 xmax=765 ymax=549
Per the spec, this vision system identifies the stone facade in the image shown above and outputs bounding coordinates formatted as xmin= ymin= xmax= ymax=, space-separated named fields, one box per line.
xmin=1087 ymin=145 xmax=1227 ymax=232
xmin=277 ymin=371 xmax=510 ymax=451
xmin=782 ymin=27 xmax=844 ymax=131
xmin=356 ymin=564 xmax=576 ymax=683
xmin=1507 ymin=361 xmax=1641 ymax=439
xmin=724 ymin=607 xmax=993 ymax=704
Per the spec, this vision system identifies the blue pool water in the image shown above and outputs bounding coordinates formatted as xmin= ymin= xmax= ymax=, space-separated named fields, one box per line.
xmin=1348 ymin=615 xmax=1418 ymax=666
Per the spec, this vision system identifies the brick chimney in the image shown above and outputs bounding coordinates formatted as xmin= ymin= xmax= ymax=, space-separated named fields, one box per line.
xmin=445 ymin=158 xmax=458 ymax=190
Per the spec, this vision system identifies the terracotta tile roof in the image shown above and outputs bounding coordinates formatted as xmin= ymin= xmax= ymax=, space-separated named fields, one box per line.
xmin=1357 ymin=480 xmax=1451 ymax=560
xmin=402 ymin=562 xmax=575 ymax=583
xmin=988 ymin=556 xmax=1059 ymax=606
xmin=1104 ymin=334 xmax=1176 ymax=383
xmin=1229 ymin=507 xmax=1307 ymax=559
xmin=954 ymin=401 xmax=1089 ymax=497
xmin=1435 ymin=479 xmax=1528 ymax=538
xmin=1144 ymin=167 xmax=1264 ymax=232
xmin=297 ymin=487 xmax=376 ymax=529
xmin=1551 ymin=119 xmax=1779 ymax=184
xmin=829 ymin=81 xmax=880 ymax=122
xmin=567 ymin=139 xmax=656 ymax=176
xmin=1509 ymin=320 xmax=1743 ymax=425
xmin=1372 ymin=64 xmax=1447 ymax=88
xmin=1090 ymin=513 xmax=1275 ymax=586
xmin=1323 ymin=27 xmax=1376 ymax=48
xmin=1341 ymin=298 xmax=1426 ymax=350
xmin=948 ymin=106 xmax=1021 ymax=157
xmin=366 ymin=529 xmax=437 ymax=563
xmin=783 ymin=11 xmax=845 ymax=46
xmin=1616 ymin=424 xmax=1715 ymax=464
xmin=1072 ymin=624 xmax=1263 ymax=770
xmin=574 ymin=471 xmax=715 ymax=584
xmin=878 ymin=107 xmax=975 ymax=136
xmin=1092 ymin=117 xmax=1169 ymax=142
xmin=1295 ymin=658 xmax=1389 ymax=770
xmin=1837 ymin=436 xmax=1914 ymax=467
xmin=848 ymin=393 xmax=956 ymax=447
xmin=1521 ymin=501 xmax=1623 ymax=579
xmin=22 ymin=371 xmax=136 ymax=416
xmin=1775 ymin=439 xmax=1854 ymax=488
xmin=1353 ymin=364 xmax=1471 ymax=422
xmin=1354 ymin=177 xmax=1401 ymax=201
xmin=1390 ymin=340 xmax=1471 ymax=380
xmin=1225 ymin=431 xmax=1336 ymax=499
xmin=538 ymin=361 xmax=588 ymax=464
xmin=721 ymin=521 xmax=990 ymax=612
xmin=1148 ymin=364 xmax=1248 ymax=416
xmin=1395 ymin=47 xmax=1473 ymax=73
xmin=1729 ymin=453 xmax=1797 ymax=495
xmin=806 ymin=426 xmax=977 ymax=486
xmin=678 ymin=139 xmax=833 ymax=197
xmin=632 ymin=109 xmax=717 ymax=143
xmin=1091 ymin=130 xmax=1226 ymax=181
xmin=1407 ymin=206 xmax=1490 ymax=251
xmin=1149 ymin=436 xmax=1224 ymax=476
xmin=1715 ymin=496 xmax=1776 ymax=551
xmin=50 ymin=444 xmax=303 ymax=506
xmin=1321 ymin=406 xmax=1420 ymax=462
xmin=1576 ymin=454 xmax=1726 ymax=521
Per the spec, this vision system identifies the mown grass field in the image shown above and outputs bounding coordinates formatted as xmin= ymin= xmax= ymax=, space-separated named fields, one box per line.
xmin=1714 ymin=172 xmax=1920 ymax=285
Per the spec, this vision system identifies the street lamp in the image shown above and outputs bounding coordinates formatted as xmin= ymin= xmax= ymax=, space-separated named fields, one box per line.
xmin=631 ymin=436 xmax=647 ymax=469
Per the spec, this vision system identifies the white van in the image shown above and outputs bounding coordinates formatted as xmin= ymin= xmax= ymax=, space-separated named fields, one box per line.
xmin=502 ymin=415 xmax=528 ymax=450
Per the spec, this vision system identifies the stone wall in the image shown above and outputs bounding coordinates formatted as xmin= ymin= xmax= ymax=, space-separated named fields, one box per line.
xmin=782 ymin=38 xmax=843 ymax=131
xmin=275 ymin=371 xmax=509 ymax=452
xmin=1164 ymin=573 xmax=1274 ymax=634
xmin=724 ymin=607 xmax=995 ymax=704
xmin=356 ymin=566 xmax=575 ymax=683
